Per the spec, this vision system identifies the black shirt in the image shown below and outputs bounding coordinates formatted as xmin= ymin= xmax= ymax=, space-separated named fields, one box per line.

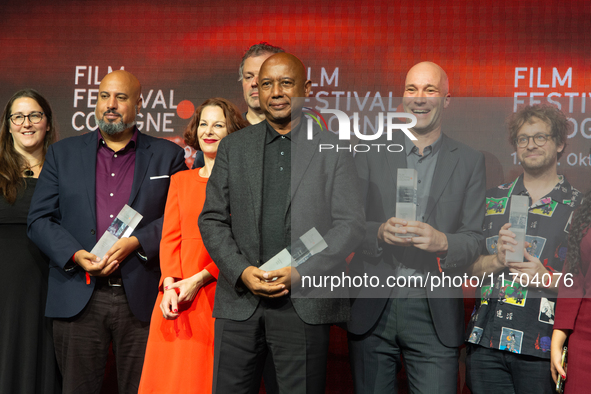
xmin=260 ymin=121 xmax=293 ymax=262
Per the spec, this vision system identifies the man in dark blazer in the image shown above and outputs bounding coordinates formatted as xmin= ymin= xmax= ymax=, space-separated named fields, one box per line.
xmin=27 ymin=70 xmax=187 ymax=393
xmin=191 ymin=42 xmax=286 ymax=394
xmin=199 ymin=53 xmax=365 ymax=393
xmin=348 ymin=62 xmax=486 ymax=393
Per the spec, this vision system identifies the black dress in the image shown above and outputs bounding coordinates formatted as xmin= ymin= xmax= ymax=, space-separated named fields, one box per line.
xmin=0 ymin=178 xmax=61 ymax=393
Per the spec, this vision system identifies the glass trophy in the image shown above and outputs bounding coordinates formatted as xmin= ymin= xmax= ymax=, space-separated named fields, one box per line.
xmin=395 ymin=168 xmax=418 ymax=238
xmin=506 ymin=195 xmax=529 ymax=263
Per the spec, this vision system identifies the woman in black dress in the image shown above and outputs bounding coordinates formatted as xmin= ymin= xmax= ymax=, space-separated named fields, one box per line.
xmin=0 ymin=89 xmax=61 ymax=393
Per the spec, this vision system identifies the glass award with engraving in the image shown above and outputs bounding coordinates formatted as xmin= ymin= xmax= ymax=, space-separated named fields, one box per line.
xmin=90 ymin=204 xmax=143 ymax=258
xmin=395 ymin=168 xmax=418 ymax=238
xmin=259 ymin=227 xmax=327 ymax=271
xmin=506 ymin=195 xmax=529 ymax=263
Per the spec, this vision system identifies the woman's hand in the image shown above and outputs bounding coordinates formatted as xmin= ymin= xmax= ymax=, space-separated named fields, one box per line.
xmin=160 ymin=277 xmax=180 ymax=320
xmin=551 ymin=329 xmax=569 ymax=384
xmin=164 ymin=269 xmax=214 ymax=304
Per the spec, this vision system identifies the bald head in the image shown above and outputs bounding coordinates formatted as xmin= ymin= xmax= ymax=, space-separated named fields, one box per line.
xmin=402 ymin=61 xmax=451 ymax=137
xmin=95 ymin=70 xmax=143 ymax=136
xmin=258 ymin=53 xmax=311 ymax=131
xmin=260 ymin=53 xmax=307 ymax=82
xmin=99 ymin=70 xmax=142 ymax=101
xmin=405 ymin=62 xmax=449 ymax=96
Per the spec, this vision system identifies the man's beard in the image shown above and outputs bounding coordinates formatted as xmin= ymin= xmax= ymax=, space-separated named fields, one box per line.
xmin=520 ymin=152 xmax=556 ymax=176
xmin=96 ymin=112 xmax=135 ymax=135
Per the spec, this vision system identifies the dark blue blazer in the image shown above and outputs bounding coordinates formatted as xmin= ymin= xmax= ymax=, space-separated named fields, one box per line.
xmin=27 ymin=129 xmax=187 ymax=322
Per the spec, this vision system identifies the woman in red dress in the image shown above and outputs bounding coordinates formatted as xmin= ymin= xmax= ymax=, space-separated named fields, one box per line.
xmin=139 ymin=98 xmax=248 ymax=394
xmin=552 ymin=188 xmax=591 ymax=393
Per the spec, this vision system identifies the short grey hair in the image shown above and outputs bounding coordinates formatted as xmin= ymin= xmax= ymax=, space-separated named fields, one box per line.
xmin=238 ymin=42 xmax=284 ymax=81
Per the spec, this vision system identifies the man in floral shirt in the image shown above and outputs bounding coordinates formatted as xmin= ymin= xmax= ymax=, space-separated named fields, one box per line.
xmin=465 ymin=104 xmax=581 ymax=394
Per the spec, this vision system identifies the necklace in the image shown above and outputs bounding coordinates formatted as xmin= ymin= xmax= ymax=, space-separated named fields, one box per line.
xmin=23 ymin=161 xmax=42 ymax=178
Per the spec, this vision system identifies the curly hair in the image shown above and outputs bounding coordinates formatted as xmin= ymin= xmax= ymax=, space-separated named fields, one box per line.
xmin=507 ymin=104 xmax=570 ymax=160
xmin=183 ymin=98 xmax=248 ymax=151
xmin=0 ymin=89 xmax=57 ymax=204
xmin=566 ymin=190 xmax=591 ymax=275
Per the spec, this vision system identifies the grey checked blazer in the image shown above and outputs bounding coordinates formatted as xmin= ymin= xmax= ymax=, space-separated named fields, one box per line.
xmin=199 ymin=120 xmax=365 ymax=325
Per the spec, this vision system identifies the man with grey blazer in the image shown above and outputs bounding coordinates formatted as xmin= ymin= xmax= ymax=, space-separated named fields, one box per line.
xmin=348 ymin=62 xmax=486 ymax=393
xmin=199 ymin=53 xmax=364 ymax=393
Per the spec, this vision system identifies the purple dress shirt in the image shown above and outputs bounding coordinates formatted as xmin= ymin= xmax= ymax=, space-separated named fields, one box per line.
xmin=95 ymin=129 xmax=138 ymax=242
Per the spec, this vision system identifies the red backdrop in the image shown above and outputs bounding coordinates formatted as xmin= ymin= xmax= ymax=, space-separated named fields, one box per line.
xmin=3 ymin=1 xmax=590 ymax=392
xmin=2 ymin=0 xmax=590 ymax=189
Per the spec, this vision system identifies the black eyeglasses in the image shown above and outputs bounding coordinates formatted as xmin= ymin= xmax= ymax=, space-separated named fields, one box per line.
xmin=9 ymin=112 xmax=44 ymax=126
xmin=515 ymin=133 xmax=552 ymax=148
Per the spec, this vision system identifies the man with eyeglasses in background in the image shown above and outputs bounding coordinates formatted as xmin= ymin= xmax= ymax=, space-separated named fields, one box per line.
xmin=464 ymin=104 xmax=581 ymax=394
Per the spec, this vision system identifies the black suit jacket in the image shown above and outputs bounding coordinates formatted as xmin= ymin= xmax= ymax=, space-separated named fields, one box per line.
xmin=348 ymin=131 xmax=485 ymax=347
xmin=27 ymin=129 xmax=187 ymax=322
xmin=198 ymin=120 xmax=365 ymax=325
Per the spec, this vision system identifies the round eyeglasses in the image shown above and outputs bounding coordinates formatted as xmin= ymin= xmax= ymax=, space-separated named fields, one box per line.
xmin=515 ymin=133 xmax=551 ymax=148
xmin=9 ymin=112 xmax=45 ymax=126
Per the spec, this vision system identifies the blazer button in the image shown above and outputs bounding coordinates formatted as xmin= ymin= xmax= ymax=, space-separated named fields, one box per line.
xmin=91 ymin=229 xmax=96 ymax=235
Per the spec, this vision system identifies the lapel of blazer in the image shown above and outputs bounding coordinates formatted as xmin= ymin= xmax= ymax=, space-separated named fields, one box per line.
xmin=290 ymin=118 xmax=317 ymax=206
xmin=129 ymin=129 xmax=152 ymax=207
xmin=244 ymin=123 xmax=266 ymax=231
xmin=424 ymin=133 xmax=459 ymax=222
xmin=81 ymin=131 xmax=98 ymax=225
